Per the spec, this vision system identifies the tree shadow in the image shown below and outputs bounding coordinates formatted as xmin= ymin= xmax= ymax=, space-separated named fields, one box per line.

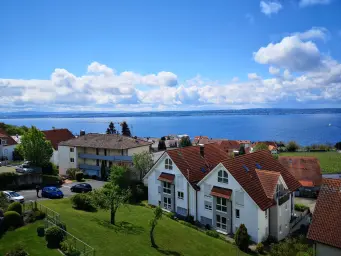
xmin=156 ymin=248 xmax=182 ymax=256
xmin=91 ymin=218 xmax=144 ymax=235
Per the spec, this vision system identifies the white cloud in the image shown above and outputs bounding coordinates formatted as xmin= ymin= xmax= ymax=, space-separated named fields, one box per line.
xmin=87 ymin=62 xmax=115 ymax=76
xmin=260 ymin=1 xmax=283 ymax=16
xmin=299 ymin=0 xmax=332 ymax=7
xmin=294 ymin=27 xmax=329 ymax=41
xmin=248 ymin=73 xmax=262 ymax=80
xmin=231 ymin=77 xmax=239 ymax=82
xmin=269 ymin=66 xmax=280 ymax=75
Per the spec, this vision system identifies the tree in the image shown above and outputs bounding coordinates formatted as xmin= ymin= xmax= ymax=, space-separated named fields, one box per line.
xmin=133 ymin=151 xmax=154 ymax=181
xmin=235 ymin=224 xmax=250 ymax=252
xmin=335 ymin=141 xmax=341 ymax=150
xmin=158 ymin=140 xmax=166 ymax=151
xmin=286 ymin=141 xmax=300 ymax=152
xmin=239 ymin=145 xmax=246 ymax=155
xmin=17 ymin=126 xmax=53 ymax=167
xmin=120 ymin=121 xmax=131 ymax=137
xmin=100 ymin=161 xmax=107 ymax=181
xmin=106 ymin=122 xmax=117 ymax=134
xmin=180 ymin=136 xmax=192 ymax=147
xmin=149 ymin=206 xmax=163 ymax=248
xmin=253 ymin=143 xmax=268 ymax=152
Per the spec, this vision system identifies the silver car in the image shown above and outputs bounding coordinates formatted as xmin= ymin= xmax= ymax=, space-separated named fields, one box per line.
xmin=2 ymin=191 xmax=25 ymax=203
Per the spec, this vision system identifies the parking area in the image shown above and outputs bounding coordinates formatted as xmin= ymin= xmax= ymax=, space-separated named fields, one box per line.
xmin=295 ymin=197 xmax=317 ymax=212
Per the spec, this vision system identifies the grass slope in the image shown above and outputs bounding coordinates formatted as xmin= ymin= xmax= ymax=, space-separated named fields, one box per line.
xmin=280 ymin=152 xmax=341 ymax=174
xmin=41 ymin=199 xmax=249 ymax=256
xmin=0 ymin=221 xmax=60 ymax=256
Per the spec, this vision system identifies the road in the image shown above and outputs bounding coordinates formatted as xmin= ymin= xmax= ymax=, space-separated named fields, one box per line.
xmin=18 ymin=180 xmax=106 ymax=202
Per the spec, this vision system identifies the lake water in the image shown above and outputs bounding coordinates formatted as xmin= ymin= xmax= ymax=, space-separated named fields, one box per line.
xmin=1 ymin=112 xmax=340 ymax=145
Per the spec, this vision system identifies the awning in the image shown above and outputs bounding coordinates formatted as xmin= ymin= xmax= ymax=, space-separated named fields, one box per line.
xmin=210 ymin=186 xmax=232 ymax=199
xmin=299 ymin=180 xmax=314 ymax=187
xmin=157 ymin=172 xmax=175 ymax=183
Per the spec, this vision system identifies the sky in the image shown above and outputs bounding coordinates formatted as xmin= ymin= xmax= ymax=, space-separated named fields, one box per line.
xmin=0 ymin=0 xmax=341 ymax=112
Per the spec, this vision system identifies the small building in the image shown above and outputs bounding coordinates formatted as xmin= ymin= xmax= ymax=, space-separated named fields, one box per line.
xmin=251 ymin=141 xmax=278 ymax=154
xmin=307 ymin=179 xmax=341 ymax=256
xmin=279 ymin=156 xmax=322 ymax=197
xmin=58 ymin=133 xmax=152 ymax=177
xmin=0 ymin=129 xmax=17 ymax=161
xmin=42 ymin=129 xmax=75 ymax=166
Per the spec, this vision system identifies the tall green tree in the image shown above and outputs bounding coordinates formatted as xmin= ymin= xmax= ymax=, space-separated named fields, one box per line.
xmin=133 ymin=151 xmax=154 ymax=181
xmin=149 ymin=206 xmax=163 ymax=248
xmin=100 ymin=161 xmax=107 ymax=181
xmin=18 ymin=126 xmax=53 ymax=167
xmin=106 ymin=122 xmax=117 ymax=134
xmin=235 ymin=224 xmax=250 ymax=252
xmin=120 ymin=121 xmax=131 ymax=137
xmin=335 ymin=141 xmax=341 ymax=150
xmin=158 ymin=140 xmax=167 ymax=151
xmin=180 ymin=136 xmax=192 ymax=147
xmin=286 ymin=141 xmax=300 ymax=152
xmin=253 ymin=143 xmax=268 ymax=152
xmin=239 ymin=145 xmax=246 ymax=155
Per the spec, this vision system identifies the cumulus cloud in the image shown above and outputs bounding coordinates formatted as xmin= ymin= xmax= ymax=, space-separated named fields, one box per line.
xmin=248 ymin=73 xmax=262 ymax=80
xmin=260 ymin=1 xmax=283 ymax=16
xmin=299 ymin=0 xmax=332 ymax=7
xmin=294 ymin=27 xmax=329 ymax=41
xmin=269 ymin=66 xmax=280 ymax=75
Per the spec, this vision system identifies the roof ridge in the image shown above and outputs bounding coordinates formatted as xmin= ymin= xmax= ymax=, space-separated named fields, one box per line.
xmin=256 ymin=169 xmax=281 ymax=176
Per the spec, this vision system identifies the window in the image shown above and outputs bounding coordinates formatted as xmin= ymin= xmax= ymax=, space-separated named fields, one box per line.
xmin=265 ymin=210 xmax=268 ymax=219
xmin=163 ymin=182 xmax=171 ymax=194
xmin=165 ymin=159 xmax=173 ymax=170
xmin=96 ymin=159 xmax=99 ymax=166
xmin=216 ymin=215 xmax=227 ymax=230
xmin=104 ymin=149 xmax=107 ymax=156
xmin=205 ymin=201 xmax=212 ymax=211
xmin=163 ymin=197 xmax=171 ymax=210
xmin=285 ymin=203 xmax=288 ymax=211
xmin=279 ymin=225 xmax=282 ymax=233
xmin=1 ymin=139 xmax=7 ymax=145
xmin=218 ymin=170 xmax=228 ymax=184
xmin=96 ymin=148 xmax=99 ymax=155
xmin=178 ymin=191 xmax=184 ymax=200
xmin=70 ymin=158 xmax=74 ymax=163
xmin=236 ymin=209 xmax=240 ymax=219
xmin=216 ymin=197 xmax=227 ymax=212
xmin=70 ymin=148 xmax=74 ymax=152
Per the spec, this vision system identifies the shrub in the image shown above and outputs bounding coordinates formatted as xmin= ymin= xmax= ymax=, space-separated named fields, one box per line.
xmin=66 ymin=168 xmax=79 ymax=180
xmin=37 ymin=225 xmax=45 ymax=237
xmin=71 ymin=193 xmax=96 ymax=212
xmin=34 ymin=210 xmax=46 ymax=220
xmin=4 ymin=211 xmax=22 ymax=230
xmin=5 ymin=245 xmax=28 ymax=256
xmin=45 ymin=226 xmax=65 ymax=248
xmin=186 ymin=215 xmax=195 ymax=224
xmin=295 ymin=203 xmax=309 ymax=212
xmin=179 ymin=220 xmax=198 ymax=230
xmin=60 ymin=241 xmax=82 ymax=256
xmin=42 ymin=175 xmax=62 ymax=186
xmin=235 ymin=224 xmax=250 ymax=252
xmin=206 ymin=230 xmax=220 ymax=238
xmin=256 ymin=242 xmax=265 ymax=254
xmin=42 ymin=162 xmax=59 ymax=176
xmin=166 ymin=212 xmax=175 ymax=219
xmin=91 ymin=175 xmax=98 ymax=180
xmin=7 ymin=202 xmax=22 ymax=215
xmin=0 ymin=172 xmax=18 ymax=190
xmin=205 ymin=224 xmax=211 ymax=230
xmin=75 ymin=172 xmax=84 ymax=182
xmin=287 ymin=141 xmax=300 ymax=152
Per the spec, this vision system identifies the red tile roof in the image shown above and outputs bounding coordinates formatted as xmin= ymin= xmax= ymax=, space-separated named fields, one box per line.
xmin=299 ymin=180 xmax=314 ymax=187
xmin=0 ymin=128 xmax=17 ymax=146
xmin=216 ymin=140 xmax=240 ymax=152
xmin=221 ymin=150 xmax=301 ymax=210
xmin=42 ymin=129 xmax=75 ymax=150
xmin=256 ymin=169 xmax=280 ymax=199
xmin=307 ymin=179 xmax=341 ymax=249
xmin=158 ymin=172 xmax=175 ymax=183
xmin=279 ymin=156 xmax=322 ymax=187
xmin=210 ymin=186 xmax=232 ymax=199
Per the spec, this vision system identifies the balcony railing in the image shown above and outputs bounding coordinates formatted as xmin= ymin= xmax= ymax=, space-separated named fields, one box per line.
xmin=79 ymin=164 xmax=101 ymax=171
xmin=78 ymin=154 xmax=132 ymax=161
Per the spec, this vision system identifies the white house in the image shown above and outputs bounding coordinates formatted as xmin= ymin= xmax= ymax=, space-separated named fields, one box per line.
xmin=144 ymin=145 xmax=301 ymax=243
xmin=0 ymin=129 xmax=17 ymax=161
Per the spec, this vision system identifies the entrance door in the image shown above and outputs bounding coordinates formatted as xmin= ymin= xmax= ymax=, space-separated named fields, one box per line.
xmin=216 ymin=214 xmax=230 ymax=233
xmin=163 ymin=197 xmax=172 ymax=210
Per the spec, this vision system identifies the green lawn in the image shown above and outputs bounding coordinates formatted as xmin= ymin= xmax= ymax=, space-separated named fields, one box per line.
xmin=280 ymin=151 xmax=341 ymax=174
xmin=39 ymin=199 xmax=249 ymax=256
xmin=0 ymin=221 xmax=60 ymax=256
xmin=0 ymin=166 xmax=16 ymax=174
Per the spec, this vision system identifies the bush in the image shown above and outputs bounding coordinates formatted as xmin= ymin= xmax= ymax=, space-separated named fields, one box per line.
xmin=91 ymin=175 xmax=98 ymax=180
xmin=71 ymin=193 xmax=96 ymax=212
xmin=0 ymin=172 xmax=18 ymax=190
xmin=4 ymin=211 xmax=22 ymax=230
xmin=7 ymin=202 xmax=22 ymax=215
xmin=166 ymin=212 xmax=175 ymax=219
xmin=295 ymin=203 xmax=309 ymax=212
xmin=206 ymin=230 xmax=220 ymax=238
xmin=60 ymin=241 xmax=82 ymax=256
xmin=34 ymin=210 xmax=46 ymax=220
xmin=287 ymin=141 xmax=300 ymax=152
xmin=186 ymin=215 xmax=195 ymax=224
xmin=75 ymin=172 xmax=84 ymax=182
xmin=235 ymin=224 xmax=250 ymax=252
xmin=256 ymin=242 xmax=265 ymax=254
xmin=5 ymin=245 xmax=28 ymax=256
xmin=45 ymin=226 xmax=65 ymax=248
xmin=66 ymin=168 xmax=79 ymax=180
xmin=42 ymin=162 xmax=58 ymax=176
xmin=37 ymin=225 xmax=45 ymax=237
xmin=179 ymin=220 xmax=198 ymax=230
xmin=42 ymin=175 xmax=62 ymax=186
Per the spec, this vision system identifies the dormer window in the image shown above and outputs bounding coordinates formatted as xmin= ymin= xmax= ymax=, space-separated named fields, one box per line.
xmin=165 ymin=159 xmax=173 ymax=170
xmin=218 ymin=170 xmax=228 ymax=184
xmin=1 ymin=139 xmax=7 ymax=146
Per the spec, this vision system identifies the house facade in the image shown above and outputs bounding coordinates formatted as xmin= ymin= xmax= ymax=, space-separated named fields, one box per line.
xmin=59 ymin=133 xmax=151 ymax=177
xmin=144 ymin=146 xmax=300 ymax=243
xmin=0 ymin=129 xmax=17 ymax=161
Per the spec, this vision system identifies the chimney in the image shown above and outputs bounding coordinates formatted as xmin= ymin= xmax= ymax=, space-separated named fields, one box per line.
xmin=80 ymin=130 xmax=86 ymax=136
xmin=199 ymin=144 xmax=205 ymax=158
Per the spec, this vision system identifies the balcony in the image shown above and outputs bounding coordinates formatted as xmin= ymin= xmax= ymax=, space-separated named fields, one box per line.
xmin=78 ymin=154 xmax=132 ymax=162
xmin=79 ymin=164 xmax=101 ymax=171
xmin=276 ymin=189 xmax=291 ymax=205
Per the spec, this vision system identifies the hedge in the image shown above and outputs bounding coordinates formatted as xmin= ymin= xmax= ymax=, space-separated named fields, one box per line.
xmin=42 ymin=175 xmax=62 ymax=186
xmin=295 ymin=203 xmax=310 ymax=212
xmin=7 ymin=202 xmax=22 ymax=215
xmin=71 ymin=193 xmax=96 ymax=212
xmin=0 ymin=172 xmax=18 ymax=190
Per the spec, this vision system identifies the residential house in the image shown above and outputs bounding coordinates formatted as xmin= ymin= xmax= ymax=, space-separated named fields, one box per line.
xmin=193 ymin=136 xmax=241 ymax=155
xmin=279 ymin=156 xmax=321 ymax=197
xmin=237 ymin=140 xmax=251 ymax=148
xmin=58 ymin=133 xmax=152 ymax=177
xmin=0 ymin=128 xmax=17 ymax=161
xmin=307 ymin=179 xmax=341 ymax=256
xmin=252 ymin=141 xmax=278 ymax=154
xmin=144 ymin=146 xmax=300 ymax=243
xmin=42 ymin=129 xmax=75 ymax=166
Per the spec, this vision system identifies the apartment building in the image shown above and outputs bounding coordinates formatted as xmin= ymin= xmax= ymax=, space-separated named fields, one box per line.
xmin=0 ymin=128 xmax=17 ymax=161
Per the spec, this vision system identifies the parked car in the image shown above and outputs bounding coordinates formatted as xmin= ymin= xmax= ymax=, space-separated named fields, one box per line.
xmin=41 ymin=186 xmax=64 ymax=199
xmin=2 ymin=191 xmax=25 ymax=203
xmin=70 ymin=183 xmax=92 ymax=193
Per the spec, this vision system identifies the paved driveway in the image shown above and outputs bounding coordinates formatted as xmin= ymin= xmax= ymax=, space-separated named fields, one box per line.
xmin=17 ymin=180 xmax=106 ymax=202
xmin=295 ymin=197 xmax=317 ymax=212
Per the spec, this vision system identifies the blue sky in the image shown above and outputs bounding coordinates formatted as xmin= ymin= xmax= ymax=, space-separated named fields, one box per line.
xmin=0 ymin=0 xmax=341 ymax=111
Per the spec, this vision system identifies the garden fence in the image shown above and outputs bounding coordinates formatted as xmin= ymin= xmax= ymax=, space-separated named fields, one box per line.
xmin=23 ymin=200 xmax=61 ymax=224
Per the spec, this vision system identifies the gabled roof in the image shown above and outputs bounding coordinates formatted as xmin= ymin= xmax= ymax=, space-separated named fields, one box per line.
xmin=220 ymin=150 xmax=301 ymax=210
xmin=215 ymin=140 xmax=240 ymax=151
xmin=307 ymin=179 xmax=341 ymax=249
xmin=279 ymin=156 xmax=322 ymax=187
xmin=42 ymin=129 xmax=75 ymax=150
xmin=0 ymin=128 xmax=17 ymax=146
xmin=166 ymin=143 xmax=229 ymax=186
xmin=256 ymin=169 xmax=280 ymax=199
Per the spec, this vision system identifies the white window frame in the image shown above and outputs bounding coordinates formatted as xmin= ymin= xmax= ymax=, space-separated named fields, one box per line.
xmin=205 ymin=202 xmax=212 ymax=211
xmin=177 ymin=191 xmax=184 ymax=200
xmin=165 ymin=159 xmax=173 ymax=170
xmin=218 ymin=170 xmax=228 ymax=184
xmin=216 ymin=215 xmax=227 ymax=230
xmin=236 ymin=209 xmax=240 ymax=219
xmin=163 ymin=197 xmax=171 ymax=210
xmin=70 ymin=158 xmax=74 ymax=163
xmin=163 ymin=182 xmax=171 ymax=194
xmin=216 ymin=197 xmax=228 ymax=212
xmin=285 ymin=203 xmax=288 ymax=211
xmin=70 ymin=147 xmax=74 ymax=152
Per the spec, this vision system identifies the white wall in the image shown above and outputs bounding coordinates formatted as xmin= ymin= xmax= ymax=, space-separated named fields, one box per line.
xmin=316 ymin=243 xmax=341 ymax=256
xmin=58 ymin=146 xmax=76 ymax=175
xmin=128 ymin=145 xmax=150 ymax=155
xmin=197 ymin=164 xmax=261 ymax=243
xmin=50 ymin=149 xmax=59 ymax=166
xmin=258 ymin=208 xmax=269 ymax=242
xmin=2 ymin=145 xmax=16 ymax=161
